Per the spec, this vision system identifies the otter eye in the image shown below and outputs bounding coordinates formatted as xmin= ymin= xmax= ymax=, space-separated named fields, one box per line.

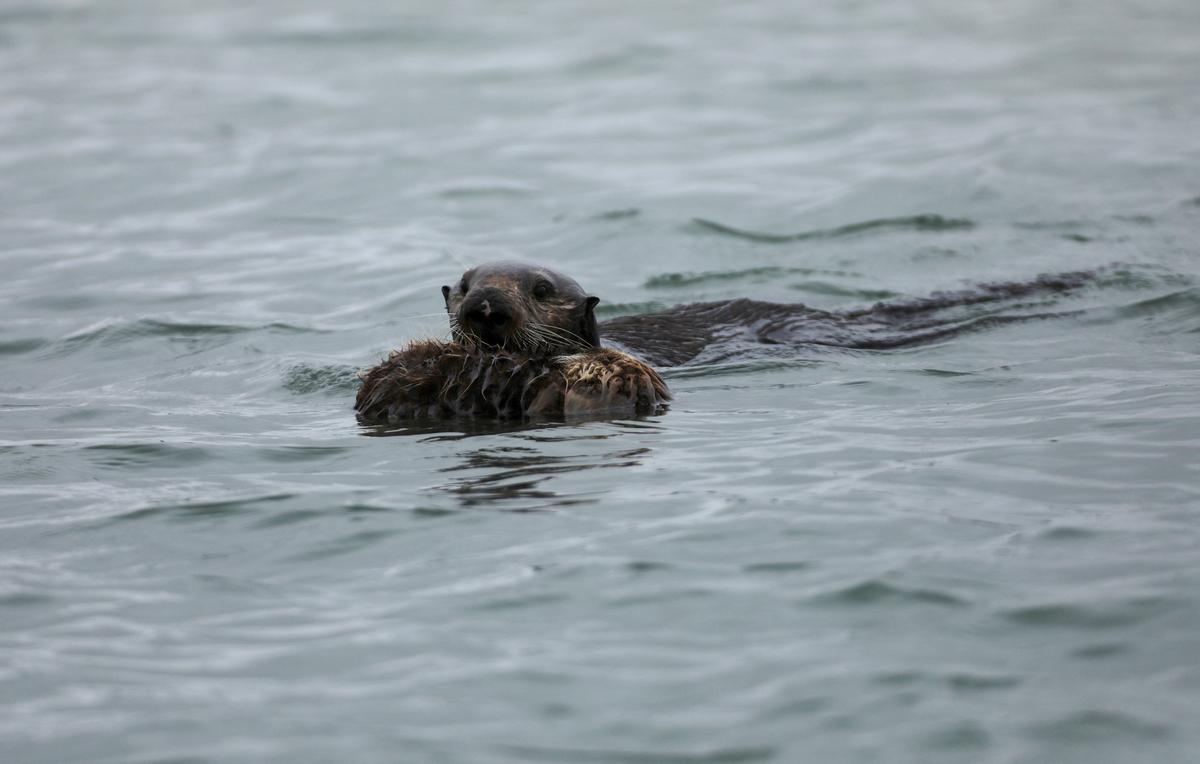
xmin=532 ymin=280 xmax=554 ymax=300
xmin=459 ymin=278 xmax=469 ymax=293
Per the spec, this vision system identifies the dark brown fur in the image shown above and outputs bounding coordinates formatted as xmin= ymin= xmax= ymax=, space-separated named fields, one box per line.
xmin=356 ymin=342 xmax=669 ymax=421
xmin=356 ymin=262 xmax=670 ymax=422
xmin=600 ymin=270 xmax=1096 ymax=366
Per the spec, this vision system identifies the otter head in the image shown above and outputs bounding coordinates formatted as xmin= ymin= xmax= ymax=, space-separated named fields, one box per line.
xmin=441 ymin=261 xmax=600 ymax=355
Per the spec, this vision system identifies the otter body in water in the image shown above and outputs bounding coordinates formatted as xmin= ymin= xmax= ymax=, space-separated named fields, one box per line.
xmin=600 ymin=270 xmax=1094 ymax=367
xmin=355 ymin=262 xmax=1094 ymax=422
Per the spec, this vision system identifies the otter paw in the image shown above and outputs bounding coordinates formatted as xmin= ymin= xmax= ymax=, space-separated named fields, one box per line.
xmin=560 ymin=350 xmax=670 ymax=417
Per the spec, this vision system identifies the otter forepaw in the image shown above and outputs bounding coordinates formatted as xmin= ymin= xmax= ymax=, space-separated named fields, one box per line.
xmin=560 ymin=349 xmax=670 ymax=417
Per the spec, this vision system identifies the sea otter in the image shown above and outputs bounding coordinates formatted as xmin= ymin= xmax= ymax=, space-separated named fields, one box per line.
xmin=355 ymin=261 xmax=670 ymax=421
xmin=355 ymin=262 xmax=1095 ymax=422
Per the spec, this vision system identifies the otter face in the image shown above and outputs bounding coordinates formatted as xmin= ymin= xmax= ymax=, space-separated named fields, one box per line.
xmin=441 ymin=261 xmax=600 ymax=355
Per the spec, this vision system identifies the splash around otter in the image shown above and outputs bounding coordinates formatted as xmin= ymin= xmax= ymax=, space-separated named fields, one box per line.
xmin=355 ymin=262 xmax=671 ymax=422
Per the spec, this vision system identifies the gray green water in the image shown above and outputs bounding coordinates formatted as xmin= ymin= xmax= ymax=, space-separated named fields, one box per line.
xmin=3 ymin=1 xmax=1200 ymax=762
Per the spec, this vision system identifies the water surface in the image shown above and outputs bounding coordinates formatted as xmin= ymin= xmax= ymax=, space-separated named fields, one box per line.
xmin=2 ymin=1 xmax=1199 ymax=762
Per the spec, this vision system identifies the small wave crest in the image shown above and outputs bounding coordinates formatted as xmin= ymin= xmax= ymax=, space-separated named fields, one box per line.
xmin=595 ymin=301 xmax=668 ymax=318
xmin=45 ymin=319 xmax=323 ymax=358
xmin=112 ymin=493 xmax=297 ymax=524
xmin=1003 ymin=596 xmax=1171 ymax=630
xmin=816 ymin=579 xmax=969 ymax=608
xmin=689 ymin=214 xmax=975 ymax=243
xmin=0 ymin=338 xmax=48 ymax=356
xmin=283 ymin=363 xmax=361 ymax=395
xmin=644 ymin=266 xmax=861 ymax=289
xmin=1032 ymin=710 xmax=1171 ymax=742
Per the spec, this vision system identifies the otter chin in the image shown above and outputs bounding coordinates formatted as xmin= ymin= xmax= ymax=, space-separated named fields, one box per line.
xmin=355 ymin=262 xmax=670 ymax=422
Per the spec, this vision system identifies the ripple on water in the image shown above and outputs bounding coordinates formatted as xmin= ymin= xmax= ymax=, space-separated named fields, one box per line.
xmin=741 ymin=561 xmax=810 ymax=574
xmin=237 ymin=24 xmax=435 ymax=48
xmin=1113 ymin=288 xmax=1200 ymax=333
xmin=249 ymin=509 xmax=326 ymax=529
xmin=256 ymin=445 xmax=352 ymax=463
xmin=0 ymin=591 xmax=54 ymax=607
xmin=497 ymin=744 xmax=777 ymax=764
xmin=1037 ymin=526 xmax=1098 ymax=541
xmin=921 ymin=721 xmax=992 ymax=752
xmin=285 ymin=529 xmax=403 ymax=562
xmin=431 ymin=443 xmax=652 ymax=509
xmin=595 ymin=301 xmax=668 ymax=318
xmin=593 ymin=207 xmax=641 ymax=220
xmin=471 ymin=593 xmax=569 ymax=611
xmin=1002 ymin=597 xmax=1172 ymax=630
xmin=945 ymin=673 xmax=1022 ymax=692
xmin=874 ymin=670 xmax=1022 ymax=693
xmin=815 ymin=579 xmax=969 ymax=608
xmin=0 ymin=338 xmax=48 ymax=356
xmin=1032 ymin=710 xmax=1171 ymax=742
xmin=283 ymin=363 xmax=361 ymax=395
xmin=785 ymin=281 xmax=899 ymax=300
xmin=43 ymin=319 xmax=324 ymax=358
xmin=687 ymin=214 xmax=975 ymax=243
xmin=643 ymin=265 xmax=860 ymax=289
xmin=625 ymin=560 xmax=672 ymax=575
xmin=250 ymin=502 xmax=397 ymax=530
xmin=1071 ymin=642 xmax=1133 ymax=660
xmin=83 ymin=442 xmax=214 ymax=469
xmin=113 ymin=493 xmax=296 ymax=523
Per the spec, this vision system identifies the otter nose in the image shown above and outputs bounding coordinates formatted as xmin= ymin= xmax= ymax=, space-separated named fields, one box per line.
xmin=462 ymin=289 xmax=514 ymax=341
xmin=467 ymin=300 xmax=511 ymax=328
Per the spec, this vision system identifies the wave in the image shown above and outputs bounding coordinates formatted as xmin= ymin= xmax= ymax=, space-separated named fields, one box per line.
xmin=1003 ymin=596 xmax=1171 ymax=629
xmin=113 ymin=492 xmax=297 ymax=524
xmin=44 ymin=319 xmax=324 ymax=357
xmin=816 ymin=579 xmax=969 ymax=608
xmin=594 ymin=301 xmax=668 ymax=317
xmin=0 ymin=338 xmax=48 ymax=356
xmin=1114 ymin=287 xmax=1200 ymax=319
xmin=689 ymin=214 xmax=975 ymax=243
xmin=644 ymin=266 xmax=862 ymax=289
xmin=283 ymin=363 xmax=362 ymax=395
xmin=83 ymin=442 xmax=215 ymax=469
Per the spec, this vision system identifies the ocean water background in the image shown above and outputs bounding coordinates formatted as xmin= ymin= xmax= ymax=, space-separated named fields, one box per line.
xmin=2 ymin=1 xmax=1199 ymax=762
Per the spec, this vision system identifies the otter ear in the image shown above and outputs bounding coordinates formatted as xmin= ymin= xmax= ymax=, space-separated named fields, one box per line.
xmin=578 ymin=296 xmax=601 ymax=348
xmin=441 ymin=285 xmax=451 ymax=310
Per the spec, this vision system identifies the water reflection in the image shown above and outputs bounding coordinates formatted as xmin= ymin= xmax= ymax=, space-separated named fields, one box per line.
xmin=358 ymin=417 xmax=663 ymax=510
xmin=439 ymin=443 xmax=652 ymax=508
xmin=357 ymin=415 xmax=575 ymax=440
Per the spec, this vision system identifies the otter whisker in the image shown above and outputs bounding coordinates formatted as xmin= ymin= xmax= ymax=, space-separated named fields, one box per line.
xmin=529 ymin=321 xmax=588 ymax=344
xmin=524 ymin=323 xmax=571 ymax=343
xmin=520 ymin=325 xmax=559 ymax=348
xmin=453 ymin=323 xmax=485 ymax=350
xmin=509 ymin=327 xmax=534 ymax=353
xmin=399 ymin=312 xmax=454 ymax=320
xmin=522 ymin=331 xmax=547 ymax=354
xmin=526 ymin=322 xmax=592 ymax=352
xmin=520 ymin=327 xmax=565 ymax=354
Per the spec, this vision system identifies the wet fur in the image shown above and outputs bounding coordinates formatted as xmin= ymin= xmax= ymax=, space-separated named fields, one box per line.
xmin=357 ymin=261 xmax=669 ymax=421
xmin=600 ymin=270 xmax=1096 ymax=366
xmin=355 ymin=342 xmax=668 ymax=421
